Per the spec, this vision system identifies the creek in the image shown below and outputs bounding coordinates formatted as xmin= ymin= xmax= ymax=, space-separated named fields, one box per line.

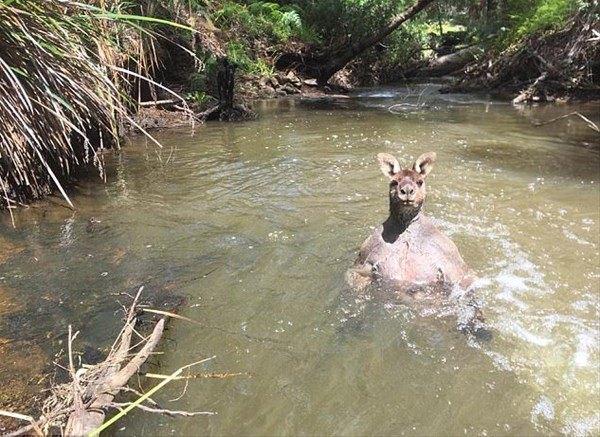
xmin=1 ymin=84 xmax=598 ymax=435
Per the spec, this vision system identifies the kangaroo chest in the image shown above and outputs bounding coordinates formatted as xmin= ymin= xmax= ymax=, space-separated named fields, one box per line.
xmin=366 ymin=225 xmax=444 ymax=284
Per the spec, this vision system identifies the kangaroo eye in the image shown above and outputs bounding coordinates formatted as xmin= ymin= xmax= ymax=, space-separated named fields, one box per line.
xmin=390 ymin=180 xmax=398 ymax=187
xmin=417 ymin=180 xmax=424 ymax=187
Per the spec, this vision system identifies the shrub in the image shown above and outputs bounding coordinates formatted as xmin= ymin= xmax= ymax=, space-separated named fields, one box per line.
xmin=213 ymin=1 xmax=303 ymax=43
xmin=0 ymin=0 xmax=190 ymax=209
xmin=514 ymin=0 xmax=580 ymax=37
xmin=226 ymin=41 xmax=275 ymax=75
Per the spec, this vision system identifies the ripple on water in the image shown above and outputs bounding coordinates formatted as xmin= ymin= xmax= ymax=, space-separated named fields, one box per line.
xmin=2 ymin=92 xmax=599 ymax=436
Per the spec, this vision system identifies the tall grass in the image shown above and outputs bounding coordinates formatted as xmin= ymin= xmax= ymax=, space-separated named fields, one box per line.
xmin=0 ymin=0 xmax=190 ymax=211
xmin=0 ymin=1 xmax=122 ymax=208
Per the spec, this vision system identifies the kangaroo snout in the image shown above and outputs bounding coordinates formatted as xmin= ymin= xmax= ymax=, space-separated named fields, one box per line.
xmin=398 ymin=182 xmax=415 ymax=201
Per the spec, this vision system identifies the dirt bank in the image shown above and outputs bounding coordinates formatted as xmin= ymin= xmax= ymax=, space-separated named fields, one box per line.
xmin=128 ymin=70 xmax=349 ymax=131
xmin=439 ymin=8 xmax=599 ymax=103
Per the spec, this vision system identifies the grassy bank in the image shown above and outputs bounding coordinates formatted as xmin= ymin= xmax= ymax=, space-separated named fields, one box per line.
xmin=0 ymin=0 xmax=125 ymax=209
xmin=0 ymin=0 xmax=195 ymax=211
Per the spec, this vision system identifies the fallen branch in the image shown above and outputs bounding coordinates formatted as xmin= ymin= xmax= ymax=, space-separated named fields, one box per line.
xmin=532 ymin=111 xmax=599 ymax=132
xmin=64 ymin=319 xmax=166 ymax=435
xmin=512 ymin=72 xmax=548 ymax=104
xmin=138 ymin=98 xmax=183 ymax=107
xmin=1 ymin=286 xmax=216 ymax=436
xmin=89 ymin=358 xmax=216 ymax=437
xmin=145 ymin=371 xmax=246 ymax=380
xmin=109 ymin=402 xmax=215 ymax=417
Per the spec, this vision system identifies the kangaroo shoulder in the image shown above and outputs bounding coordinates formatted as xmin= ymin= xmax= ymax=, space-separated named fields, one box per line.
xmin=355 ymin=226 xmax=383 ymax=261
xmin=418 ymin=217 xmax=461 ymax=255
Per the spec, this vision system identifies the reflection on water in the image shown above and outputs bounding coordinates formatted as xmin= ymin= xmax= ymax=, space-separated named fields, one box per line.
xmin=0 ymin=85 xmax=599 ymax=435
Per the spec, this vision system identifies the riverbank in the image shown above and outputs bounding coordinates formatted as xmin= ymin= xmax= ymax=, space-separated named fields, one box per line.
xmin=128 ymin=72 xmax=351 ymax=132
xmin=2 ymin=1 xmax=597 ymax=209
xmin=129 ymin=73 xmax=599 ymax=135
xmin=436 ymin=6 xmax=599 ymax=104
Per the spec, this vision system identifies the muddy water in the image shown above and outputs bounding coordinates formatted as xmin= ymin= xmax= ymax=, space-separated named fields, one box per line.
xmin=0 ymin=85 xmax=598 ymax=435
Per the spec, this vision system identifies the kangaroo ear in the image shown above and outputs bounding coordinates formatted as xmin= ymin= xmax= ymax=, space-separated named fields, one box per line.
xmin=377 ymin=153 xmax=400 ymax=179
xmin=413 ymin=152 xmax=436 ymax=177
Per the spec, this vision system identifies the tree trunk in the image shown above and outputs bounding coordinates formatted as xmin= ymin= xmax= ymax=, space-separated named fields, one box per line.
xmin=307 ymin=0 xmax=436 ymax=85
xmin=417 ymin=46 xmax=482 ymax=77
xmin=216 ymin=57 xmax=236 ymax=109
xmin=201 ymin=57 xmax=256 ymax=122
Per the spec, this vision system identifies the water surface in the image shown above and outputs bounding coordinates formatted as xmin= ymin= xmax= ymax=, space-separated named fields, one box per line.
xmin=1 ymin=85 xmax=599 ymax=435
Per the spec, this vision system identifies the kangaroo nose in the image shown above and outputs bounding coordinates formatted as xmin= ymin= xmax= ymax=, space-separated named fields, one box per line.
xmin=400 ymin=186 xmax=414 ymax=196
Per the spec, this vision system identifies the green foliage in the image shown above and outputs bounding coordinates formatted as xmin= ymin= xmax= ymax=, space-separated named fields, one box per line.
xmin=188 ymin=53 xmax=218 ymax=94
xmin=293 ymin=0 xmax=404 ymax=46
xmin=383 ymin=20 xmax=430 ymax=66
xmin=226 ymin=41 xmax=251 ymax=65
xmin=288 ymin=0 xmax=436 ymax=69
xmin=511 ymin=0 xmax=579 ymax=38
xmin=186 ymin=90 xmax=211 ymax=105
xmin=249 ymin=58 xmax=276 ymax=76
xmin=226 ymin=41 xmax=275 ymax=75
xmin=213 ymin=1 xmax=304 ymax=43
xmin=248 ymin=1 xmax=302 ymax=40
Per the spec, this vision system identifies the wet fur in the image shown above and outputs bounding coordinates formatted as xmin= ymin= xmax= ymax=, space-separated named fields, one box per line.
xmin=347 ymin=152 xmax=475 ymax=295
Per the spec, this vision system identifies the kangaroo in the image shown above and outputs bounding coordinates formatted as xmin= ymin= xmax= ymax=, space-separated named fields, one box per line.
xmin=346 ymin=152 xmax=475 ymax=295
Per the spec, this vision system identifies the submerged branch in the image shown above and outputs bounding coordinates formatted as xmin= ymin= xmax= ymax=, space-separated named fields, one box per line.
xmin=531 ymin=111 xmax=599 ymax=132
xmin=2 ymin=287 xmax=216 ymax=436
xmin=109 ymin=402 xmax=215 ymax=417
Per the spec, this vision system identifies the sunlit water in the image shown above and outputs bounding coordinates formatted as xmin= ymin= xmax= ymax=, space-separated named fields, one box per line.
xmin=1 ymin=85 xmax=599 ymax=435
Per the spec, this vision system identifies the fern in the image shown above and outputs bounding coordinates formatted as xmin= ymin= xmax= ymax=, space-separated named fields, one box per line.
xmin=214 ymin=1 xmax=304 ymax=43
xmin=281 ymin=10 xmax=302 ymax=31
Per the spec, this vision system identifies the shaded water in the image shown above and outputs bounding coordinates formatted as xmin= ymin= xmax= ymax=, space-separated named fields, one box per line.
xmin=1 ymin=85 xmax=599 ymax=435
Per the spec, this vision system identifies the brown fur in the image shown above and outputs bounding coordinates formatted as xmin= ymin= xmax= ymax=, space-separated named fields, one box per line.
xmin=347 ymin=152 xmax=474 ymax=295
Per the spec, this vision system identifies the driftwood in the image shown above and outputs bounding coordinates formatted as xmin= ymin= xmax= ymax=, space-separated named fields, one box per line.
xmin=417 ymin=46 xmax=482 ymax=77
xmin=64 ymin=291 xmax=164 ymax=435
xmin=138 ymin=99 xmax=183 ymax=108
xmin=2 ymin=287 xmax=210 ymax=436
xmin=512 ymin=71 xmax=549 ymax=104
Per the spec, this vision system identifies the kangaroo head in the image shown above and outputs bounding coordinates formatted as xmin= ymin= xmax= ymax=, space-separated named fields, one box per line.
xmin=377 ymin=151 xmax=436 ymax=220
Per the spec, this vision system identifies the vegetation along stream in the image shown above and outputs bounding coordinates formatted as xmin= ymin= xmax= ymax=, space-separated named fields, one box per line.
xmin=1 ymin=85 xmax=598 ymax=435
